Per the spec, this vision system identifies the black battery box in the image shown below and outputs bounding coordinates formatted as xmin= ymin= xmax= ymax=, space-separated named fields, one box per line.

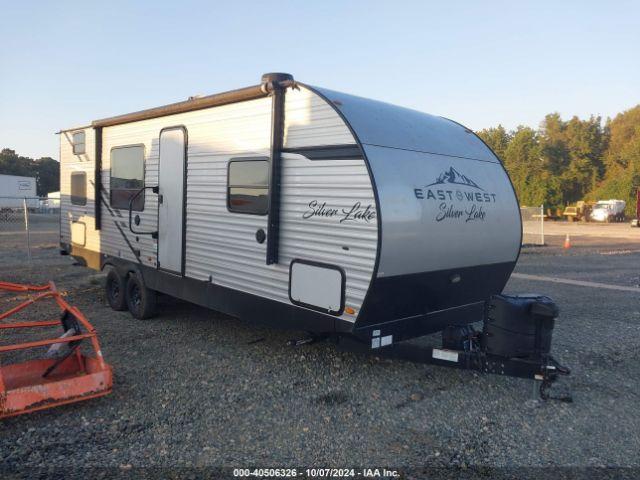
xmin=481 ymin=294 xmax=558 ymax=358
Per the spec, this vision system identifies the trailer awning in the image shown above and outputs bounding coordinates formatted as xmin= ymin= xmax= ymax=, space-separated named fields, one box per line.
xmin=91 ymin=84 xmax=267 ymax=128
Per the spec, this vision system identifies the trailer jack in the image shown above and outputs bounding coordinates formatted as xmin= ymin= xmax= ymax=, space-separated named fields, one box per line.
xmin=0 ymin=281 xmax=113 ymax=419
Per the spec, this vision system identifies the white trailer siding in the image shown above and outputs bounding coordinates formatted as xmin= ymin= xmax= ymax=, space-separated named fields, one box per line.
xmin=279 ymin=156 xmax=376 ymax=314
xmin=282 ymin=87 xmax=376 ymax=316
xmin=284 ymin=87 xmax=354 ymax=147
xmin=60 ymin=86 xmax=378 ymax=322
xmin=181 ymin=88 xmax=376 ymax=319
xmin=60 ymin=128 xmax=96 ymax=250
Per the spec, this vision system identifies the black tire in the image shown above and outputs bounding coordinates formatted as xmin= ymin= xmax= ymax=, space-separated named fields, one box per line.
xmin=105 ymin=268 xmax=127 ymax=311
xmin=125 ymin=272 xmax=157 ymax=320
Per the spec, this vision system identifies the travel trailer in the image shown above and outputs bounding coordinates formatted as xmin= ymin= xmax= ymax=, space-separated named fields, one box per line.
xmin=58 ymin=73 xmax=523 ymax=345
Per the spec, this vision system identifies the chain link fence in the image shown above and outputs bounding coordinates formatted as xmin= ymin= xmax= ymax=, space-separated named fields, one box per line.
xmin=0 ymin=196 xmax=59 ymax=263
xmin=521 ymin=205 xmax=545 ymax=246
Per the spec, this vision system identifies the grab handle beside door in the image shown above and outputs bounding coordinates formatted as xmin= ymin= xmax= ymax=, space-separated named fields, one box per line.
xmin=128 ymin=186 xmax=159 ymax=239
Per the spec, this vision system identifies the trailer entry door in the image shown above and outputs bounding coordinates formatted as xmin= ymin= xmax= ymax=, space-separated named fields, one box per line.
xmin=157 ymin=127 xmax=186 ymax=273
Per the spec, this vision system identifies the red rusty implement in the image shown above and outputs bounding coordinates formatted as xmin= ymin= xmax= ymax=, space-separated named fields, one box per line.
xmin=0 ymin=281 xmax=113 ymax=419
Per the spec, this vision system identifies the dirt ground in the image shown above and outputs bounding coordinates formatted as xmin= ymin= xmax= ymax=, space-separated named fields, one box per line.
xmin=1 ymin=217 xmax=639 ymax=477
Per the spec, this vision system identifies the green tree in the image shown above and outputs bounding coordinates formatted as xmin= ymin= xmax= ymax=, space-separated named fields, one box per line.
xmin=603 ymin=105 xmax=640 ymax=170
xmin=562 ymin=115 xmax=605 ymax=202
xmin=33 ymin=157 xmax=60 ymax=196
xmin=477 ymin=104 xmax=640 ymax=216
xmin=477 ymin=125 xmax=511 ymax=160
xmin=539 ymin=113 xmax=569 ymax=175
xmin=503 ymin=126 xmax=546 ymax=206
xmin=590 ymin=106 xmax=640 ymax=216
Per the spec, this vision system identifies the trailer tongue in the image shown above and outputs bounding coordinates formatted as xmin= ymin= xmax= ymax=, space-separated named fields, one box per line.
xmin=0 ymin=281 xmax=112 ymax=419
xmin=335 ymin=294 xmax=571 ymax=401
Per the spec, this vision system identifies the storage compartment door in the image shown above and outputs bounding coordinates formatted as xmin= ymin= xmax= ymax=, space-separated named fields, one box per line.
xmin=289 ymin=260 xmax=345 ymax=315
xmin=70 ymin=221 xmax=86 ymax=247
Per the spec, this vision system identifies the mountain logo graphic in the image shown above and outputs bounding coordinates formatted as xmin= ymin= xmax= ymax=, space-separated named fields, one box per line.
xmin=426 ymin=167 xmax=483 ymax=190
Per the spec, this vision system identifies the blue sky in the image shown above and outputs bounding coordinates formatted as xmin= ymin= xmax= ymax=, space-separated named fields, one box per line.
xmin=1 ymin=0 xmax=638 ymax=159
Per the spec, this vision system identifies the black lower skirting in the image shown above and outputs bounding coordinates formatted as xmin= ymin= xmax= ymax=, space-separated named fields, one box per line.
xmin=61 ymin=244 xmax=514 ymax=342
xmin=353 ymin=302 xmax=486 ymax=343
xmin=356 ymin=261 xmax=515 ymax=332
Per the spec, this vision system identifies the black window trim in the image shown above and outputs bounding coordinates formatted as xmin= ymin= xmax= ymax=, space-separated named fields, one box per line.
xmin=226 ymin=156 xmax=270 ymax=216
xmin=70 ymin=171 xmax=87 ymax=206
xmin=109 ymin=143 xmax=146 ymax=211
xmin=72 ymin=131 xmax=86 ymax=155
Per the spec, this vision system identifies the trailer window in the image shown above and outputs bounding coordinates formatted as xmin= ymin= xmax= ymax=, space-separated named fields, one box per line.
xmin=110 ymin=145 xmax=145 ymax=211
xmin=72 ymin=132 xmax=86 ymax=155
xmin=227 ymin=159 xmax=269 ymax=215
xmin=70 ymin=172 xmax=87 ymax=206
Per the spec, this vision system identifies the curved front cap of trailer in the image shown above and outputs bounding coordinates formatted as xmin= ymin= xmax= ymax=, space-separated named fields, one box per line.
xmin=311 ymin=87 xmax=522 ymax=338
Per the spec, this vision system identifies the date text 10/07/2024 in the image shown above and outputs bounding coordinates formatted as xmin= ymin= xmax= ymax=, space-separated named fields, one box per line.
xmin=233 ymin=468 xmax=400 ymax=478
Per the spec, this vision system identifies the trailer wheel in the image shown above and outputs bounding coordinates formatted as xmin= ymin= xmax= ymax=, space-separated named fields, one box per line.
xmin=125 ymin=273 xmax=157 ymax=320
xmin=105 ymin=269 xmax=127 ymax=311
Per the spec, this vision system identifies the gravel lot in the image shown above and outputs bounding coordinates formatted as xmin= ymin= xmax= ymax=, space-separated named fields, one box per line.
xmin=1 ymin=218 xmax=639 ymax=476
